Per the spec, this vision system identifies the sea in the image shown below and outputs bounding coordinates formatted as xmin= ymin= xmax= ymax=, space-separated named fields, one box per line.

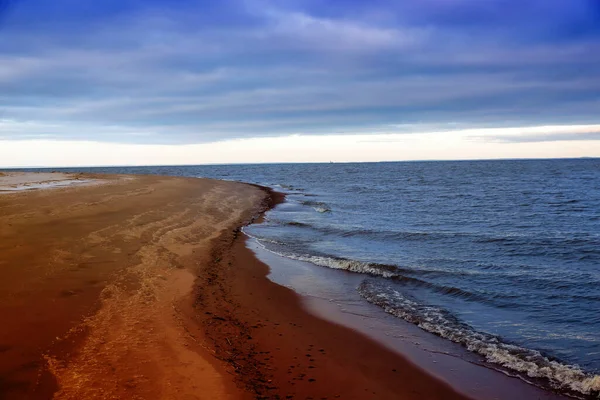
xmin=22 ymin=159 xmax=600 ymax=398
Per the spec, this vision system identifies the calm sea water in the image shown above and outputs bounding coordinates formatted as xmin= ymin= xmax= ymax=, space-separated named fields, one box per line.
xmin=24 ymin=159 xmax=600 ymax=397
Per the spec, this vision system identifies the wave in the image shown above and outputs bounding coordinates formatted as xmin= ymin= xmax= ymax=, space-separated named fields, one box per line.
xmin=287 ymin=254 xmax=507 ymax=304
xmin=285 ymin=221 xmax=311 ymax=227
xmin=245 ymin=229 xmax=428 ymax=280
xmin=246 ymin=241 xmax=508 ymax=305
xmin=358 ymin=280 xmax=600 ymax=398
xmin=274 ymin=183 xmax=305 ymax=192
xmin=250 ymin=225 xmax=599 ymax=303
xmin=299 ymin=200 xmax=331 ymax=213
xmin=246 ymin=228 xmax=600 ymax=395
xmin=247 ymin=231 xmax=600 ymax=397
xmin=279 ymin=220 xmax=440 ymax=241
xmin=285 ymin=253 xmax=400 ymax=278
xmin=277 ymin=212 xmax=600 ymax=247
xmin=277 ymin=217 xmax=600 ymax=259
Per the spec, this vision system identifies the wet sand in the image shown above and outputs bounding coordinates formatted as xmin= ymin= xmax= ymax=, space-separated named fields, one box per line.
xmin=1 ymin=172 xmax=470 ymax=399
xmin=248 ymin=241 xmax=570 ymax=400
xmin=193 ymin=193 xmax=470 ymax=400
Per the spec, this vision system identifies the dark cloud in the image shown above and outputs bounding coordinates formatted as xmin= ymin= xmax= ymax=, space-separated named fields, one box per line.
xmin=0 ymin=0 xmax=599 ymax=144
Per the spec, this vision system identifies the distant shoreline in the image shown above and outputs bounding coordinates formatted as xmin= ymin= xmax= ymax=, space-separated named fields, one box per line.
xmin=1 ymin=156 xmax=599 ymax=171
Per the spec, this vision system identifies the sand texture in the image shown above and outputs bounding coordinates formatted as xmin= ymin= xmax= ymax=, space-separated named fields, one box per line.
xmin=0 ymin=174 xmax=266 ymax=399
xmin=0 ymin=173 xmax=469 ymax=400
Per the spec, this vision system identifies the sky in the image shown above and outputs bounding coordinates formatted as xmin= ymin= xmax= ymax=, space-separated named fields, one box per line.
xmin=0 ymin=0 xmax=599 ymax=166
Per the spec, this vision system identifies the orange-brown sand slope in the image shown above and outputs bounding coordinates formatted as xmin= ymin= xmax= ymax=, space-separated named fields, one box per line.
xmin=0 ymin=174 xmax=267 ymax=400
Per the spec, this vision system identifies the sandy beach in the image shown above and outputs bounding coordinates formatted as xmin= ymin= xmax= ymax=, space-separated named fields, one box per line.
xmin=0 ymin=172 xmax=468 ymax=399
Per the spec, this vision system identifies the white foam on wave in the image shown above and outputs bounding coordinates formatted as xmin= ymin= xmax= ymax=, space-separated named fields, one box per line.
xmin=244 ymin=231 xmax=403 ymax=277
xmin=242 ymin=229 xmax=394 ymax=277
xmin=297 ymin=199 xmax=331 ymax=213
xmin=358 ymin=281 xmax=600 ymax=398
xmin=288 ymin=254 xmax=397 ymax=277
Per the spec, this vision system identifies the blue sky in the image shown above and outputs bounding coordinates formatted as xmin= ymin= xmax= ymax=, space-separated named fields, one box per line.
xmin=0 ymin=0 xmax=599 ymax=164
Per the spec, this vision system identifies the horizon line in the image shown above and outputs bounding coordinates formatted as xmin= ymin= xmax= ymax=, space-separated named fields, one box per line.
xmin=1 ymin=156 xmax=598 ymax=170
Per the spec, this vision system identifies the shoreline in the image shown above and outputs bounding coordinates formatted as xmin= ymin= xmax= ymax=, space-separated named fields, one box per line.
xmin=193 ymin=187 xmax=472 ymax=400
xmin=240 ymin=183 xmax=596 ymax=400
xmin=247 ymin=239 xmax=572 ymax=400
xmin=0 ymin=172 xmax=572 ymax=399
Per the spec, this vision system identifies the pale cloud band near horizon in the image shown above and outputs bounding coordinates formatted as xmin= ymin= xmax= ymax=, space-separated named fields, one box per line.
xmin=1 ymin=124 xmax=598 ymax=168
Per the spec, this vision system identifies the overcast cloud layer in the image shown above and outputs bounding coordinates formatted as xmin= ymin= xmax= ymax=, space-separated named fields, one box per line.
xmin=1 ymin=0 xmax=599 ymax=144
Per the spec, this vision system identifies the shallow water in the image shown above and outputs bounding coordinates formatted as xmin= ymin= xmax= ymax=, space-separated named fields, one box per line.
xmin=248 ymin=239 xmax=567 ymax=400
xmin=15 ymin=159 xmax=600 ymax=397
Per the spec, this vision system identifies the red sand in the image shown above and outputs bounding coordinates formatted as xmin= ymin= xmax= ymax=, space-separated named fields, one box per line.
xmin=0 ymin=173 xmax=470 ymax=399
